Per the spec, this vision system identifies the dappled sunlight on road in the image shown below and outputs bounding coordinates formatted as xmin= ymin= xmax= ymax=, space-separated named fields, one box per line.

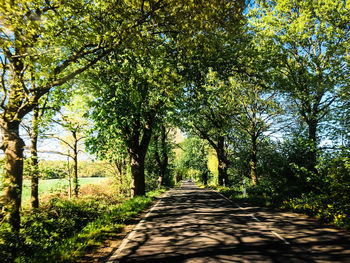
xmin=108 ymin=182 xmax=350 ymax=263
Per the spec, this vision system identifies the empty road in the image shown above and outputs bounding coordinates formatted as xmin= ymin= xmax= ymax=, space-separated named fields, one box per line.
xmin=107 ymin=182 xmax=350 ymax=262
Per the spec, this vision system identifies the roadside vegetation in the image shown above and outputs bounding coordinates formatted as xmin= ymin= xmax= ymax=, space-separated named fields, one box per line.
xmin=0 ymin=180 xmax=165 ymax=262
xmin=20 ymin=177 xmax=109 ymax=206
xmin=192 ymin=136 xmax=350 ymax=230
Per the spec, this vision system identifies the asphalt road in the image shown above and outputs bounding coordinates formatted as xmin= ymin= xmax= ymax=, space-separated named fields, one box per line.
xmin=107 ymin=182 xmax=350 ymax=263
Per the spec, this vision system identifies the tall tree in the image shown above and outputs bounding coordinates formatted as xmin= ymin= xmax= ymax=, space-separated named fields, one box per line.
xmin=250 ymin=0 xmax=350 ymax=173
xmin=86 ymin=47 xmax=179 ymax=196
xmin=153 ymin=124 xmax=171 ymax=186
xmin=177 ymin=136 xmax=209 ymax=185
xmin=51 ymin=112 xmax=87 ymax=197
xmin=178 ymin=69 xmax=236 ymax=186
xmin=21 ymin=97 xmax=47 ymax=209
xmin=21 ymin=88 xmax=65 ymax=209
xmin=228 ymin=75 xmax=283 ymax=185
xmin=0 ymin=0 xmax=124 ymax=230
xmin=175 ymin=18 xmax=250 ymax=185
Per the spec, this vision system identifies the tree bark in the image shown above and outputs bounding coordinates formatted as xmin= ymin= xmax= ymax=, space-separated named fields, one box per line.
xmin=218 ymin=158 xmax=228 ymax=186
xmin=128 ymin=108 xmax=156 ymax=197
xmin=72 ymin=132 xmax=79 ymax=197
xmin=308 ymin=119 xmax=318 ymax=173
xmin=30 ymin=105 xmax=39 ymax=209
xmin=154 ymin=125 xmax=168 ymax=186
xmin=0 ymin=120 xmax=25 ymax=231
xmin=202 ymin=170 xmax=208 ymax=186
xmin=130 ymin=153 xmax=146 ymax=196
xmin=250 ymin=135 xmax=258 ymax=186
xmin=129 ymin=130 xmax=152 ymax=197
xmin=216 ymin=136 xmax=229 ymax=186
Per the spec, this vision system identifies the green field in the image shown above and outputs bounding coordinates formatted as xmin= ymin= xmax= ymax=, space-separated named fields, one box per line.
xmin=21 ymin=177 xmax=109 ymax=206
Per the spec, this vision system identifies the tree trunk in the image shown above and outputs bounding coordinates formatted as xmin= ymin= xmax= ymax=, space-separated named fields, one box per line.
xmin=154 ymin=125 xmax=168 ymax=187
xmin=308 ymin=120 xmax=318 ymax=173
xmin=72 ymin=136 xmax=79 ymax=197
xmin=158 ymin=153 xmax=168 ymax=186
xmin=130 ymin=153 xmax=146 ymax=196
xmin=115 ymin=159 xmax=124 ymax=186
xmin=161 ymin=126 xmax=168 ymax=186
xmin=30 ymin=106 xmax=39 ymax=209
xmin=250 ymin=135 xmax=258 ymax=186
xmin=202 ymin=170 xmax=208 ymax=186
xmin=218 ymin=158 xmax=228 ymax=186
xmin=0 ymin=120 xmax=25 ymax=231
xmin=216 ymin=136 xmax=228 ymax=186
xmin=67 ymin=149 xmax=72 ymax=199
xmin=129 ymin=112 xmax=155 ymax=197
xmin=154 ymin=136 xmax=163 ymax=186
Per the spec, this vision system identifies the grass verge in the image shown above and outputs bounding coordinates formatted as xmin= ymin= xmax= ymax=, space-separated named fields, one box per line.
xmin=0 ymin=187 xmax=166 ymax=263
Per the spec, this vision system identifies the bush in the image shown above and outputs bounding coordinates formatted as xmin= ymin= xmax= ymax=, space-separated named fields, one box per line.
xmin=0 ymin=223 xmax=25 ymax=262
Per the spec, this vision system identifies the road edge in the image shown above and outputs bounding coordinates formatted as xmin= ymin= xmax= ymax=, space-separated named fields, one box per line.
xmin=105 ymin=189 xmax=172 ymax=262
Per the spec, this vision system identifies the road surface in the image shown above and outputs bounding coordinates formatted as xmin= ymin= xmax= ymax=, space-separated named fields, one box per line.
xmin=107 ymin=182 xmax=350 ymax=262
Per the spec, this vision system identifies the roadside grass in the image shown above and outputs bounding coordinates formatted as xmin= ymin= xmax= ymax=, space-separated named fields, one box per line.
xmin=0 ymin=183 xmax=166 ymax=263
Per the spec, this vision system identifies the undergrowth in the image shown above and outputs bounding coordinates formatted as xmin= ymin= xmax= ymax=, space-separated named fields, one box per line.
xmin=0 ymin=188 xmax=166 ymax=263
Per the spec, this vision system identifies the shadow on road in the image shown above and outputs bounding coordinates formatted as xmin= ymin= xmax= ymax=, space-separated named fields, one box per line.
xmin=113 ymin=182 xmax=350 ymax=263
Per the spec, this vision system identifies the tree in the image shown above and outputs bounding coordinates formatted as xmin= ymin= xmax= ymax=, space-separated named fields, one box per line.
xmin=1 ymin=0 xmax=244 ymax=230
xmin=177 ymin=136 xmax=209 ymax=185
xmin=250 ymin=0 xmax=350 ymax=173
xmin=86 ymin=47 xmax=179 ymax=196
xmin=330 ymin=85 xmax=350 ymax=151
xmin=153 ymin=124 xmax=171 ymax=186
xmin=21 ymin=89 xmax=65 ymax=209
xmin=144 ymin=121 xmax=177 ymax=188
xmin=21 ymin=97 xmax=46 ymax=209
xmin=227 ymin=74 xmax=283 ymax=185
xmin=178 ymin=69 xmax=235 ymax=186
xmin=0 ymin=0 xmax=120 ymax=230
xmin=48 ymin=94 xmax=89 ymax=197
xmin=174 ymin=18 xmax=250 ymax=186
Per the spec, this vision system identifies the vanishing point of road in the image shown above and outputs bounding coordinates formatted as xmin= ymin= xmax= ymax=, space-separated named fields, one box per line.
xmin=107 ymin=181 xmax=350 ymax=263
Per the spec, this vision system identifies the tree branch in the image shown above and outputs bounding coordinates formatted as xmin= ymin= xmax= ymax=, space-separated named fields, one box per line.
xmin=38 ymin=150 xmax=72 ymax=158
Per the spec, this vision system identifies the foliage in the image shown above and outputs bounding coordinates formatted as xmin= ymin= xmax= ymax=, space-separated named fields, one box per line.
xmin=85 ymin=42 xmax=181 ymax=196
xmin=0 ymin=0 xmax=125 ymax=144
xmin=25 ymin=160 xmax=109 ymax=180
xmin=177 ymin=70 xmax=234 ymax=185
xmin=86 ymin=44 xmax=179 ymax=154
xmin=249 ymin=0 xmax=350 ymax=171
xmin=176 ymin=136 xmax=210 ymax=184
xmin=0 ymin=186 xmax=165 ymax=262
xmin=1 ymin=0 xmax=245 ymax=230
xmin=145 ymin=125 xmax=176 ymax=189
xmin=1 ymin=0 xmax=350 ymax=252
xmin=21 ymin=178 xmax=110 ymax=207
xmin=207 ymin=148 xmax=219 ymax=184
xmin=196 ymin=1 xmax=350 ymax=230
xmin=0 ymin=157 xmax=4 ymax=177
xmin=207 ymin=123 xmax=350 ymax=230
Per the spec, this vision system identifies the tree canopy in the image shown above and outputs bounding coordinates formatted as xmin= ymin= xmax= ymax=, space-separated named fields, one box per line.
xmin=1 ymin=0 xmax=350 ymax=243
